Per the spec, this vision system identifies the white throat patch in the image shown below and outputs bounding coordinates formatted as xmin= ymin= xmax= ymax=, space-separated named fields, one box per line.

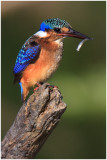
xmin=34 ymin=31 xmax=47 ymax=38
xmin=55 ymin=38 xmax=64 ymax=47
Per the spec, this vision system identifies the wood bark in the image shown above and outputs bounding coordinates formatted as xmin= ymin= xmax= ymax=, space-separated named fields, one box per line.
xmin=1 ymin=83 xmax=67 ymax=159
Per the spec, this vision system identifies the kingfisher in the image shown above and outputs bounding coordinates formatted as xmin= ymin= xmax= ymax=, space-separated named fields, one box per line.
xmin=13 ymin=18 xmax=92 ymax=101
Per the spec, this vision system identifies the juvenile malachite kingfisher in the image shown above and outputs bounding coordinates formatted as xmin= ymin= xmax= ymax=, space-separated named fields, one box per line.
xmin=13 ymin=18 xmax=92 ymax=101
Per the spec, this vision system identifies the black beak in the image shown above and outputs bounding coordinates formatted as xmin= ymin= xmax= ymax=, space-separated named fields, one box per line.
xmin=58 ymin=28 xmax=92 ymax=40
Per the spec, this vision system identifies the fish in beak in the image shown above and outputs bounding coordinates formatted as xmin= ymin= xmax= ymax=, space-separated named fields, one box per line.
xmin=58 ymin=28 xmax=93 ymax=51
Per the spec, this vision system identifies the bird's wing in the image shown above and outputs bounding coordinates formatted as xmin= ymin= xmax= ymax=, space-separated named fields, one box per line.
xmin=13 ymin=37 xmax=41 ymax=83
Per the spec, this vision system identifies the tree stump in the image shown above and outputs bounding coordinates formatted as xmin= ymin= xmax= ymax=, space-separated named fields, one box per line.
xmin=1 ymin=83 xmax=67 ymax=159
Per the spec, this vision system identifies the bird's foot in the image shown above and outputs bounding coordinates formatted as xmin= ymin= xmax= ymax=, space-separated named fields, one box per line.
xmin=34 ymin=83 xmax=41 ymax=91
xmin=47 ymin=84 xmax=58 ymax=91
xmin=34 ymin=83 xmax=58 ymax=92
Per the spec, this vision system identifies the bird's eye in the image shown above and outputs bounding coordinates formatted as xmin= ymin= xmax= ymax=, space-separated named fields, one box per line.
xmin=30 ymin=41 xmax=37 ymax=46
xmin=54 ymin=28 xmax=61 ymax=33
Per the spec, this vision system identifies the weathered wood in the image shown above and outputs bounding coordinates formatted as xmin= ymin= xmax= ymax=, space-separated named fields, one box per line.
xmin=1 ymin=83 xmax=67 ymax=159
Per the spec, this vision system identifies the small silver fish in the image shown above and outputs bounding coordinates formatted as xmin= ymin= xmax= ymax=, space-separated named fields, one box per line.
xmin=76 ymin=38 xmax=89 ymax=52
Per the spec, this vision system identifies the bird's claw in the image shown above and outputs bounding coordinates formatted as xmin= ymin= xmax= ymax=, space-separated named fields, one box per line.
xmin=47 ymin=84 xmax=58 ymax=91
xmin=34 ymin=83 xmax=41 ymax=91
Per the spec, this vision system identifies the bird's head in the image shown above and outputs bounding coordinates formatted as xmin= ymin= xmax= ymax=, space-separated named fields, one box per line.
xmin=35 ymin=18 xmax=92 ymax=42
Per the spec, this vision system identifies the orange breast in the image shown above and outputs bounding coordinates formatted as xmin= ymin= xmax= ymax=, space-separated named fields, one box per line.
xmin=21 ymin=41 xmax=63 ymax=88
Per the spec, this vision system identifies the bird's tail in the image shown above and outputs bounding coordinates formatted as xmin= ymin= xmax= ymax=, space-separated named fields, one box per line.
xmin=19 ymin=82 xmax=29 ymax=101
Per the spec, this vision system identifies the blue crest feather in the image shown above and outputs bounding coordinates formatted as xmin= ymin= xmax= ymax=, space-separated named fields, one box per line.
xmin=40 ymin=18 xmax=71 ymax=31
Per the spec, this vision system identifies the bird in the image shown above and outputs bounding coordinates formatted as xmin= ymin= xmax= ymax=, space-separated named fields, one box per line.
xmin=13 ymin=18 xmax=92 ymax=101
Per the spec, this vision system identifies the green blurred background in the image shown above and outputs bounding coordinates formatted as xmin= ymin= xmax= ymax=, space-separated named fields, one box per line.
xmin=1 ymin=1 xmax=106 ymax=159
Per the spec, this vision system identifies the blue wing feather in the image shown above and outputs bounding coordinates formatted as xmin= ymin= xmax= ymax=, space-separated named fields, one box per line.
xmin=13 ymin=46 xmax=40 ymax=74
xmin=13 ymin=36 xmax=41 ymax=83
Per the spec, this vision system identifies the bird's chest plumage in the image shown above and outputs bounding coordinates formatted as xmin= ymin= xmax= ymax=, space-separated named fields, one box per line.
xmin=21 ymin=40 xmax=63 ymax=86
xmin=43 ymin=46 xmax=63 ymax=80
